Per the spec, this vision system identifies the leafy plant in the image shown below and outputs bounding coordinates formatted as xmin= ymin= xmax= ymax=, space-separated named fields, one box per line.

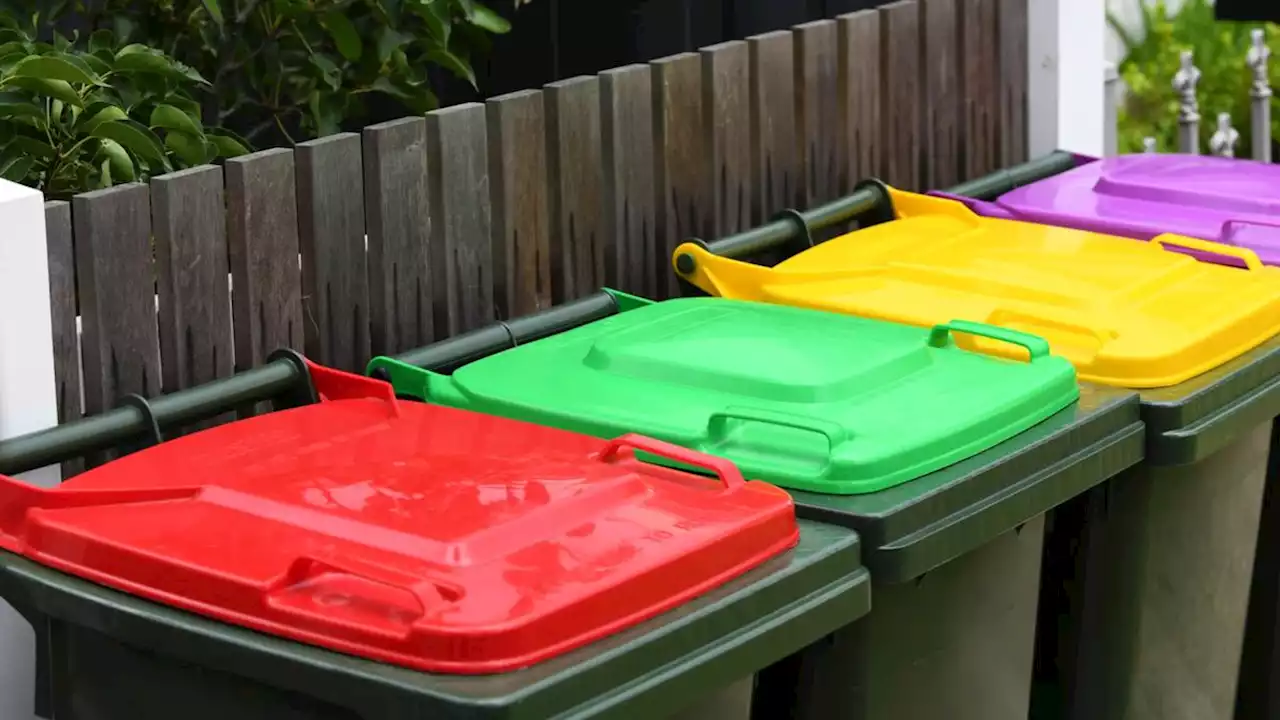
xmin=1111 ymin=0 xmax=1280 ymax=156
xmin=0 ymin=15 xmax=250 ymax=198
xmin=45 ymin=0 xmax=513 ymax=146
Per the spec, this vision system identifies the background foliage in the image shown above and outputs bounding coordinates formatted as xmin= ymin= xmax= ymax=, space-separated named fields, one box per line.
xmin=1112 ymin=0 xmax=1279 ymax=156
xmin=36 ymin=0 xmax=513 ymax=146
xmin=0 ymin=12 xmax=246 ymax=198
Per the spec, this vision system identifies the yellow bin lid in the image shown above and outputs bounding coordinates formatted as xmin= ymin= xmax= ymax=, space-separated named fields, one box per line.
xmin=673 ymin=189 xmax=1280 ymax=388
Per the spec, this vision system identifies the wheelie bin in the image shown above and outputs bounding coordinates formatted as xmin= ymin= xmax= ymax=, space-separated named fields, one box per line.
xmin=368 ymin=289 xmax=1145 ymax=720
xmin=0 ymin=352 xmax=869 ymax=720
xmin=673 ymin=183 xmax=1280 ymax=720
xmin=937 ymin=152 xmax=1280 ymax=267
xmin=937 ymin=152 xmax=1280 ymax=720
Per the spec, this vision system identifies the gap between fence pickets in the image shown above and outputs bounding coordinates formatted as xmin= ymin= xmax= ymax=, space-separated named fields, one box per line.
xmin=68 ymin=238 xmax=360 ymax=417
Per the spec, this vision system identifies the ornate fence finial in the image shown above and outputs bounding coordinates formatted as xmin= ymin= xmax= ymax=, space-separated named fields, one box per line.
xmin=1248 ymin=28 xmax=1272 ymax=162
xmin=1173 ymin=50 xmax=1201 ymax=153
xmin=1143 ymin=137 xmax=1158 ymax=153
xmin=1210 ymin=112 xmax=1240 ymax=157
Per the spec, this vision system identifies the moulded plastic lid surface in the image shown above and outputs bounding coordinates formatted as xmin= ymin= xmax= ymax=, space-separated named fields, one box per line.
xmin=0 ymin=366 xmax=799 ymax=674
xmin=996 ymin=154 xmax=1280 ymax=265
xmin=371 ymin=297 xmax=1079 ymax=495
xmin=673 ymin=189 xmax=1280 ymax=388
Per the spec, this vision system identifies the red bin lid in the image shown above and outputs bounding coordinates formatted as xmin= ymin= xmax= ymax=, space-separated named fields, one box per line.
xmin=0 ymin=363 xmax=799 ymax=674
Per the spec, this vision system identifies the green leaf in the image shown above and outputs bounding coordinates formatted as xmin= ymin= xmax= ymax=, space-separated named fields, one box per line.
xmin=207 ymin=128 xmax=251 ymax=157
xmin=88 ymin=30 xmax=115 ymax=55
xmin=113 ymin=48 xmax=175 ymax=75
xmin=53 ymin=52 xmax=100 ymax=82
xmin=113 ymin=43 xmax=206 ymax=83
xmin=306 ymin=89 xmax=342 ymax=137
xmin=98 ymin=157 xmax=113 ymax=189
xmin=0 ymin=91 xmax=45 ymax=125
xmin=426 ymin=47 xmax=476 ymax=88
xmin=201 ymin=0 xmax=225 ymax=26
xmin=91 ymin=119 xmax=168 ymax=168
xmin=0 ymin=154 xmax=34 ymax=183
xmin=150 ymin=104 xmax=204 ymax=137
xmin=164 ymin=131 xmax=211 ymax=167
xmin=116 ymin=43 xmax=149 ymax=58
xmin=0 ymin=52 xmax=25 ymax=73
xmin=321 ymin=11 xmax=362 ymax=62
xmin=167 ymin=96 xmax=204 ymax=120
xmin=4 ymin=55 xmax=102 ymax=86
xmin=78 ymin=103 xmax=128 ymax=133
xmin=380 ymin=0 xmax=404 ymax=22
xmin=375 ymin=26 xmax=411 ymax=64
xmin=411 ymin=0 xmax=451 ymax=44
xmin=467 ymin=3 xmax=510 ymax=33
xmin=309 ymin=54 xmax=342 ymax=90
xmin=369 ymin=76 xmax=412 ymax=101
xmin=9 ymin=135 xmax=56 ymax=160
xmin=6 ymin=77 xmax=83 ymax=107
xmin=171 ymin=60 xmax=209 ymax=85
xmin=79 ymin=53 xmax=110 ymax=76
xmin=370 ymin=76 xmax=436 ymax=113
xmin=112 ymin=15 xmax=135 ymax=43
xmin=111 ymin=78 xmax=143 ymax=112
xmin=98 ymin=138 xmax=136 ymax=182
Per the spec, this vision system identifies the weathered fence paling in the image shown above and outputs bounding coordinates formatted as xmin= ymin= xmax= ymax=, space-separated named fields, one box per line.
xmin=363 ymin=116 xmax=435 ymax=356
xmin=31 ymin=0 xmax=1028 ymax=477
xmin=488 ymin=90 xmax=554 ymax=316
xmin=599 ymin=65 xmax=658 ymax=299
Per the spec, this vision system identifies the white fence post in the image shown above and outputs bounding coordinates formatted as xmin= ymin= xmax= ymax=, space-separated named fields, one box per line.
xmin=1104 ymin=61 xmax=1119 ymax=156
xmin=0 ymin=178 xmax=59 ymax=720
xmin=1028 ymin=0 xmax=1106 ymax=157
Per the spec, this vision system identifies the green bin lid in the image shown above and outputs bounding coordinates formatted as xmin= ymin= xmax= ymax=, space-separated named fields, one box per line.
xmin=371 ymin=297 xmax=1079 ymax=495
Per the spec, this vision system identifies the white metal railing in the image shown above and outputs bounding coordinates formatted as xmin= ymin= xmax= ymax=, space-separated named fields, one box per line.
xmin=1106 ymin=28 xmax=1273 ymax=159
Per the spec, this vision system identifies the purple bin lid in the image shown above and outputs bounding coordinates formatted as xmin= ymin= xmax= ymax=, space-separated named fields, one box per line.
xmin=940 ymin=154 xmax=1280 ymax=268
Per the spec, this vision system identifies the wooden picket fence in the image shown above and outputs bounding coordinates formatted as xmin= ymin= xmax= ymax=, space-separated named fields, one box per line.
xmin=40 ymin=0 xmax=1028 ymax=457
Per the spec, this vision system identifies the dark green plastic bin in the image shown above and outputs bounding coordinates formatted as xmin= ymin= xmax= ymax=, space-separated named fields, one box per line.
xmin=0 ymin=520 xmax=866 ymax=720
xmin=369 ymin=290 xmax=1146 ymax=720
xmin=0 ymin=352 xmax=871 ymax=720
xmin=1043 ymin=335 xmax=1280 ymax=720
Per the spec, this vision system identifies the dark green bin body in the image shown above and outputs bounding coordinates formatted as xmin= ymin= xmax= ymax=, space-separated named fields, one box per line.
xmin=1 ymin=520 xmax=867 ymax=720
xmin=1042 ymin=336 xmax=1280 ymax=720
xmin=755 ymin=384 xmax=1142 ymax=720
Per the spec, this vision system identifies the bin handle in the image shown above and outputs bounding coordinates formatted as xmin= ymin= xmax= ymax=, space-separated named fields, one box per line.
xmin=1221 ymin=218 xmax=1280 ymax=254
xmin=705 ymin=407 xmax=846 ymax=482
xmin=0 ymin=478 xmax=203 ymax=551
xmin=599 ymin=434 xmax=744 ymax=491
xmin=708 ymin=408 xmax=847 ymax=444
xmin=1149 ymin=233 xmax=1263 ymax=271
xmin=928 ymin=320 xmax=1051 ymax=362
xmin=263 ymin=556 xmax=435 ymax=638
